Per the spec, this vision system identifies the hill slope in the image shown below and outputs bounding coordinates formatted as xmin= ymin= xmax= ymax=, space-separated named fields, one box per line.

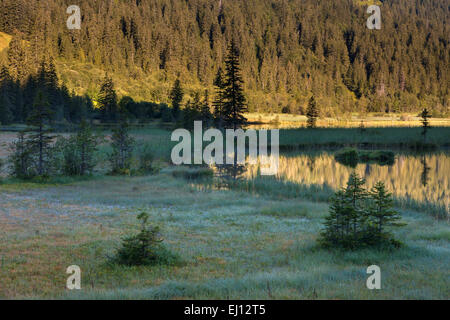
xmin=0 ymin=0 xmax=448 ymax=116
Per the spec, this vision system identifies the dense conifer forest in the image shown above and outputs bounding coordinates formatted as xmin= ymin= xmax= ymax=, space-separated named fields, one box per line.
xmin=0 ymin=0 xmax=448 ymax=124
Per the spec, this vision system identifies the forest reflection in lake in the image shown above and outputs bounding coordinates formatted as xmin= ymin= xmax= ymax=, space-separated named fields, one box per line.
xmin=243 ymin=151 xmax=449 ymax=216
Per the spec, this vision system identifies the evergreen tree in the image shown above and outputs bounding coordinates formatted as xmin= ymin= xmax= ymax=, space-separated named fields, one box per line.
xmin=113 ymin=211 xmax=178 ymax=266
xmin=201 ymin=90 xmax=212 ymax=127
xmin=369 ymin=182 xmax=403 ymax=233
xmin=182 ymin=95 xmax=201 ymax=130
xmin=98 ymin=75 xmax=118 ymax=122
xmin=41 ymin=58 xmax=60 ymax=116
xmin=306 ymin=96 xmax=319 ymax=128
xmin=58 ymin=120 xmax=99 ymax=176
xmin=7 ymin=35 xmax=29 ymax=82
xmin=8 ymin=131 xmax=32 ymax=178
xmin=344 ymin=172 xmax=369 ymax=240
xmin=1 ymin=0 xmax=448 ymax=121
xmin=110 ymin=120 xmax=135 ymax=174
xmin=181 ymin=100 xmax=193 ymax=128
xmin=222 ymin=41 xmax=247 ymax=129
xmin=0 ymin=66 xmax=14 ymax=125
xmin=26 ymin=90 xmax=54 ymax=176
xmin=368 ymin=182 xmax=405 ymax=244
xmin=320 ymin=190 xmax=350 ymax=246
xmin=213 ymin=67 xmax=226 ymax=128
xmin=320 ymin=174 xmax=406 ymax=249
xmin=169 ymin=79 xmax=183 ymax=120
xmin=420 ymin=108 xmax=431 ymax=142
xmin=0 ymin=91 xmax=13 ymax=125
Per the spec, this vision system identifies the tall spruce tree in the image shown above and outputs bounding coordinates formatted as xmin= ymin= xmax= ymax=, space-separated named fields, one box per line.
xmin=98 ymin=75 xmax=118 ymax=122
xmin=222 ymin=41 xmax=247 ymax=129
xmin=169 ymin=79 xmax=183 ymax=120
xmin=37 ymin=58 xmax=62 ymax=121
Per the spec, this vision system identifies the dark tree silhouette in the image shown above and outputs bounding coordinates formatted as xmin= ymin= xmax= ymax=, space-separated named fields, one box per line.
xmin=26 ymin=90 xmax=54 ymax=176
xmin=420 ymin=108 xmax=431 ymax=142
xmin=306 ymin=96 xmax=319 ymax=128
xmin=222 ymin=41 xmax=247 ymax=130
xmin=110 ymin=120 xmax=135 ymax=174
xmin=169 ymin=79 xmax=183 ymax=120
xmin=420 ymin=155 xmax=430 ymax=187
xmin=98 ymin=75 xmax=118 ymax=122
xmin=369 ymin=182 xmax=405 ymax=238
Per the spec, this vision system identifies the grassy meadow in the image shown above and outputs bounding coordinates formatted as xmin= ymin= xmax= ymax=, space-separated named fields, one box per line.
xmin=0 ymin=173 xmax=449 ymax=299
xmin=0 ymin=126 xmax=449 ymax=299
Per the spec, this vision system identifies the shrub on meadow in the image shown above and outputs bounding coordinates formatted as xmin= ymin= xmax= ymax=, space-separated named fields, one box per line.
xmin=319 ymin=172 xmax=405 ymax=249
xmin=113 ymin=212 xmax=179 ymax=266
xmin=56 ymin=121 xmax=100 ymax=176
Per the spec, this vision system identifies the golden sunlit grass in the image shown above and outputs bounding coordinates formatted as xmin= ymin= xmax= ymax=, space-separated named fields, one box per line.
xmin=246 ymin=112 xmax=450 ymax=129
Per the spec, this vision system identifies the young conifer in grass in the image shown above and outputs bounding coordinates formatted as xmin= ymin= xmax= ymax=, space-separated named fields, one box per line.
xmin=320 ymin=172 xmax=406 ymax=249
xmin=367 ymin=182 xmax=405 ymax=246
xmin=9 ymin=131 xmax=32 ymax=178
xmin=114 ymin=212 xmax=179 ymax=266
xmin=58 ymin=120 xmax=100 ymax=176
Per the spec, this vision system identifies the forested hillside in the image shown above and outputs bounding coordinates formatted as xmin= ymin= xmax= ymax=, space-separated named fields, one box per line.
xmin=0 ymin=0 xmax=448 ymax=122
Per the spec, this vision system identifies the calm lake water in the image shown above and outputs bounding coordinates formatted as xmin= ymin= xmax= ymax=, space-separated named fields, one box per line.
xmin=242 ymin=151 xmax=449 ymax=216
